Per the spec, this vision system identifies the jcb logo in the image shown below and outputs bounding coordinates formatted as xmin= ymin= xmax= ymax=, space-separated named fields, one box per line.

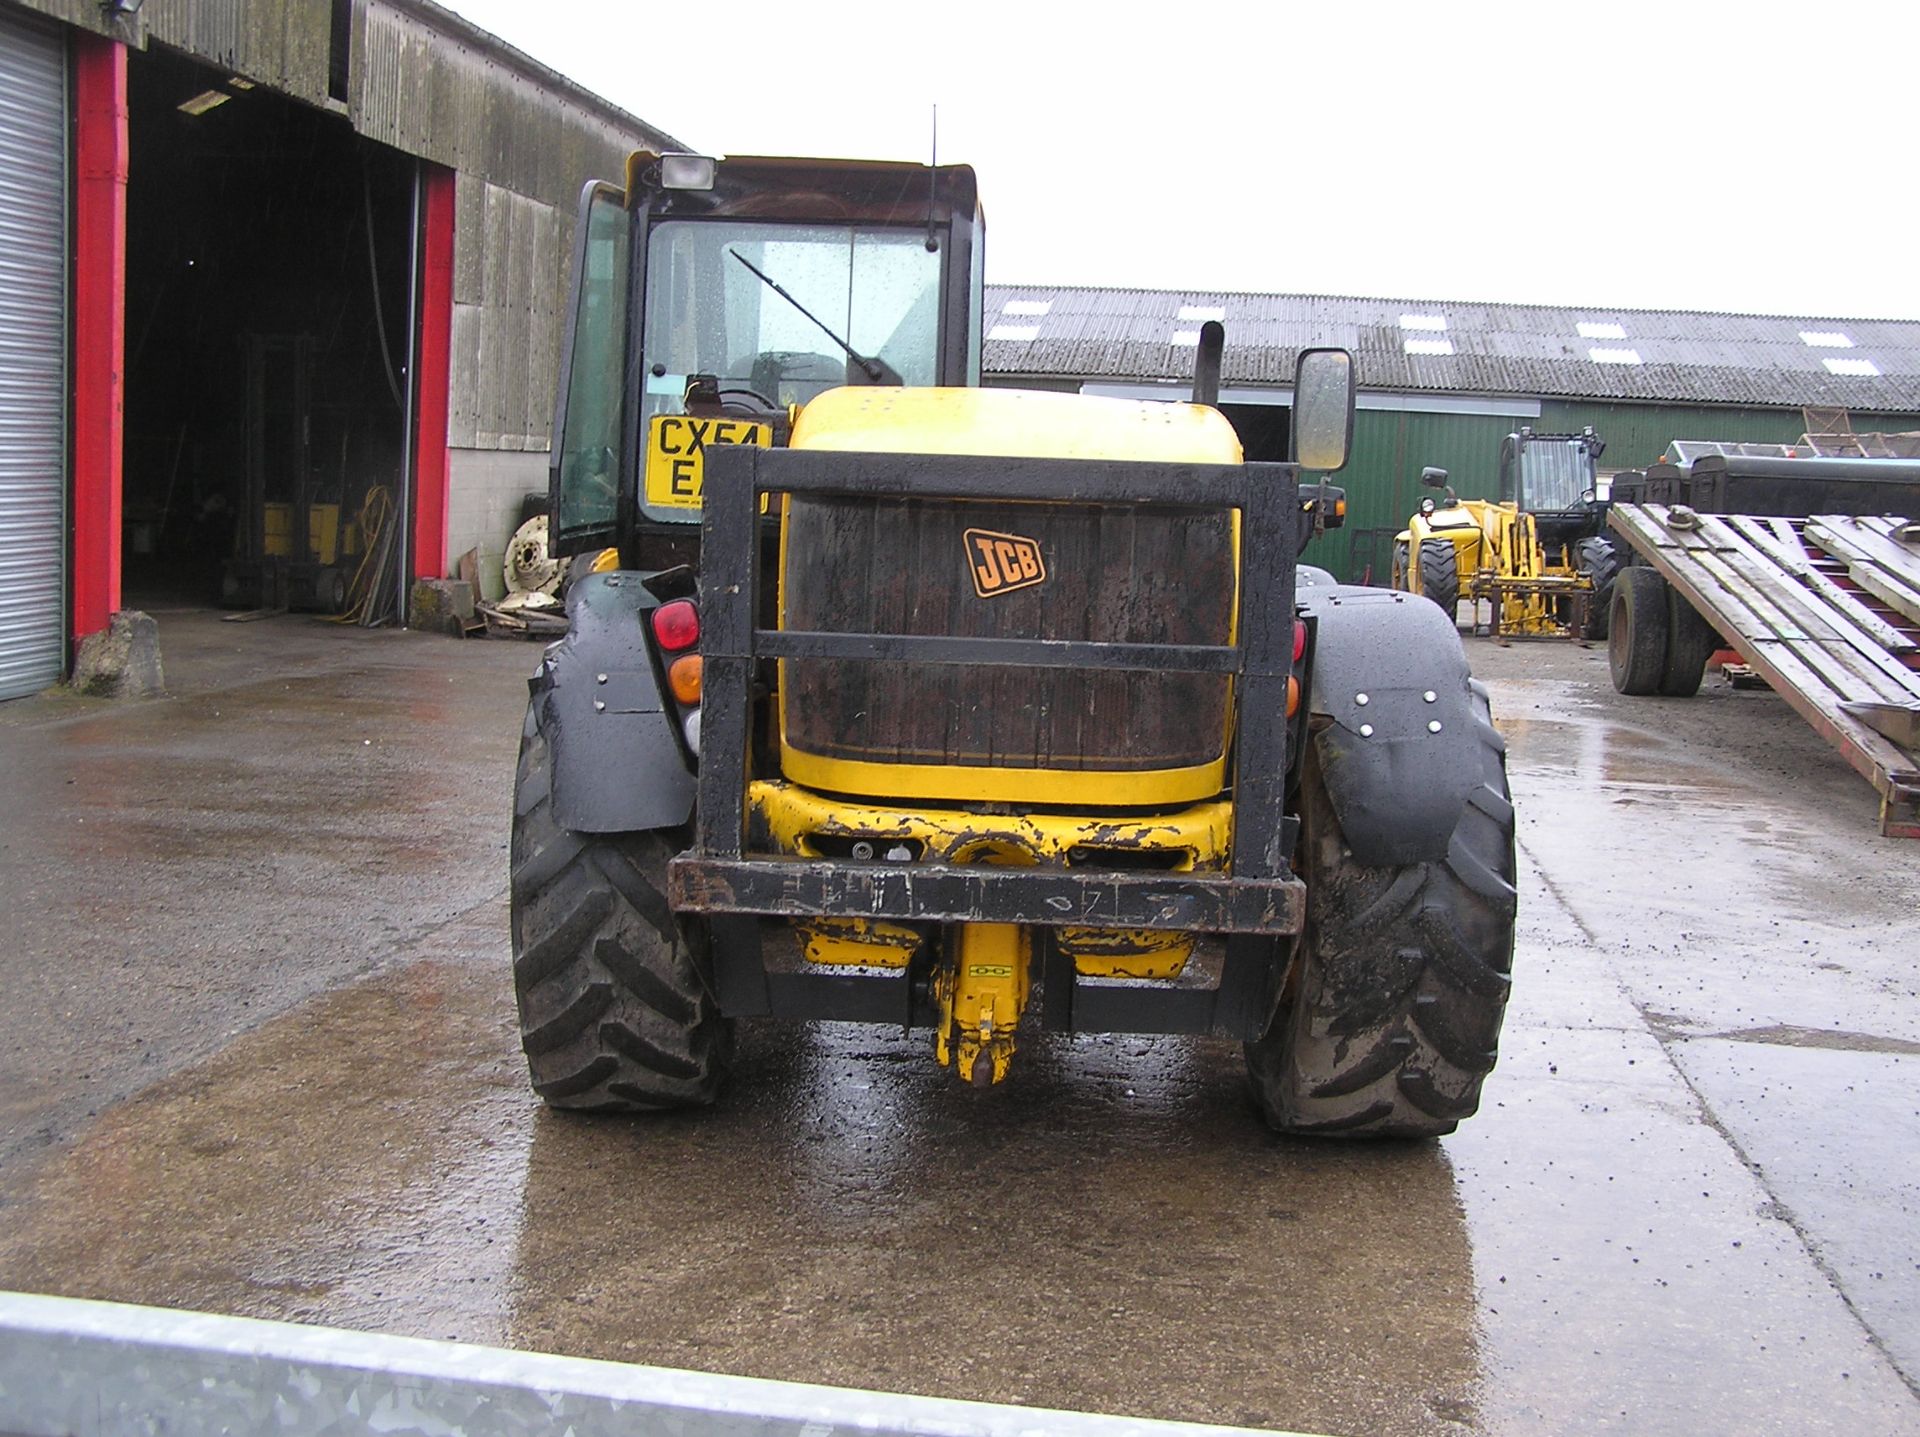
xmin=965 ymin=528 xmax=1047 ymax=598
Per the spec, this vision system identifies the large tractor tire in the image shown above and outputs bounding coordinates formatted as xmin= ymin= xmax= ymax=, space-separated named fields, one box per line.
xmin=1608 ymin=567 xmax=1669 ymax=695
xmin=1660 ymin=585 xmax=1719 ymax=698
xmin=509 ymin=709 xmax=733 ymax=1110
xmin=1390 ymin=539 xmax=1410 ymax=591
xmin=1418 ymin=538 xmax=1460 ymax=623
xmin=1246 ymin=681 xmax=1516 ymax=1138
xmin=1574 ymin=534 xmax=1621 ymax=640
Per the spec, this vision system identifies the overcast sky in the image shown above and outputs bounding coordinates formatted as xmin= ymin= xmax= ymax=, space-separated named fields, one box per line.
xmin=441 ymin=0 xmax=1918 ymax=321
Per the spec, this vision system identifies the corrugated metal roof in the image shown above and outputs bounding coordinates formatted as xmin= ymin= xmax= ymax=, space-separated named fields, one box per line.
xmin=982 ymin=285 xmax=1920 ymax=412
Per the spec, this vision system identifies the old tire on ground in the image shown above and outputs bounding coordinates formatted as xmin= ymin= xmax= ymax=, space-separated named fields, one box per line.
xmin=1391 ymin=539 xmax=1410 ymax=591
xmin=1418 ymin=538 xmax=1460 ymax=623
xmin=1608 ymin=567 xmax=1669 ymax=696
xmin=509 ymin=708 xmax=732 ymax=1110
xmin=1246 ymin=680 xmax=1516 ymax=1138
xmin=1659 ymin=584 xmax=1719 ymax=698
xmin=1575 ymin=534 xmax=1621 ymax=639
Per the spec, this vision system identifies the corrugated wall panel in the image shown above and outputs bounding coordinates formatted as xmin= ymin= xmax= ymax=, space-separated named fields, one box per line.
xmin=145 ymin=0 xmax=332 ymax=106
xmin=1303 ymin=399 xmax=1920 ymax=583
xmin=0 ymin=8 xmax=68 ymax=699
xmin=1536 ymin=400 xmax=1920 ymax=471
xmin=452 ymin=180 xmax=561 ymax=454
xmin=354 ymin=2 xmax=667 ymax=216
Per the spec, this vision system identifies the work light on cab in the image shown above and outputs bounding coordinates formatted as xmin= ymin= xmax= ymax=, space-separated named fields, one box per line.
xmin=659 ymin=153 xmax=716 ymax=191
xmin=651 ymin=600 xmax=699 ymax=652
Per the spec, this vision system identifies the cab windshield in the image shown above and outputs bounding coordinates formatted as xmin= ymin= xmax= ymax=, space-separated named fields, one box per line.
xmin=640 ymin=220 xmax=943 ymax=422
xmin=1520 ymin=442 xmax=1595 ymax=512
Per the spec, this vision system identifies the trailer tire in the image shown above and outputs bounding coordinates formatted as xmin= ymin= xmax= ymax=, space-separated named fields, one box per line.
xmin=1608 ymin=567 xmax=1669 ymax=696
xmin=1418 ymin=538 xmax=1460 ymax=623
xmin=510 ymin=707 xmax=732 ymax=1111
xmin=1246 ymin=681 xmax=1516 ymax=1138
xmin=1575 ymin=535 xmax=1621 ymax=639
xmin=1659 ymin=585 xmax=1719 ymax=698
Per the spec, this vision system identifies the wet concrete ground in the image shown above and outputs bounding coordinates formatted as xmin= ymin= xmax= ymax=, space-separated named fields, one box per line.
xmin=0 ymin=609 xmax=1916 ymax=1434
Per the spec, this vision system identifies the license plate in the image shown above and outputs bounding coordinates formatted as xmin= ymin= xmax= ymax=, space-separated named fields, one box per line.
xmin=644 ymin=415 xmax=773 ymax=510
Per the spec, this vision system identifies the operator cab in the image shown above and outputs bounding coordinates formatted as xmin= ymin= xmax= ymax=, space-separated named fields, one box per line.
xmin=1502 ymin=426 xmax=1607 ymax=548
xmin=549 ymin=153 xmax=984 ymax=569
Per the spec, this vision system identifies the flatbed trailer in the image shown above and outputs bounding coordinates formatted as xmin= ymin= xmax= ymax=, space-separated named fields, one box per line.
xmin=1608 ymin=454 xmax=1920 ymax=839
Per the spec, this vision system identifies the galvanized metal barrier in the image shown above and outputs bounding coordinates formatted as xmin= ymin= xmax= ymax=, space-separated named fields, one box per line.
xmin=0 ymin=1290 xmax=1315 ymax=1437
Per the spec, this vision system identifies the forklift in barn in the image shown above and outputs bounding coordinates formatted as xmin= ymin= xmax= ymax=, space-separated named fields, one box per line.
xmin=1394 ymin=426 xmax=1619 ymax=637
xmin=510 ymin=152 xmax=1518 ymax=1137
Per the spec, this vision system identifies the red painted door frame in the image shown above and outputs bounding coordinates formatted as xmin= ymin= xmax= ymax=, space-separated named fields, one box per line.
xmin=411 ymin=163 xmax=455 ymax=582
xmin=71 ymin=32 xmax=128 ymax=642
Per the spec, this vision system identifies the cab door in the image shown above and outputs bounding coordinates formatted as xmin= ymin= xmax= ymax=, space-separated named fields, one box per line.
xmin=549 ymin=182 xmax=631 ymax=557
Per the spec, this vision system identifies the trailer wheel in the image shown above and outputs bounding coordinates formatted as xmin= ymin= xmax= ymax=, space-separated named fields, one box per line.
xmin=1575 ymin=535 xmax=1621 ymax=639
xmin=1659 ymin=585 xmax=1719 ymax=698
xmin=1246 ymin=680 xmax=1516 ymax=1138
xmin=509 ymin=707 xmax=733 ymax=1111
xmin=1608 ymin=567 xmax=1669 ymax=695
xmin=1418 ymin=538 xmax=1460 ymax=623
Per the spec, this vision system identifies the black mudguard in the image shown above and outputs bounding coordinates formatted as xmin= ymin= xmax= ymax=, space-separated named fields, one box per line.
xmin=1298 ymin=584 xmax=1486 ymax=867
xmin=529 ymin=572 xmax=697 ymax=834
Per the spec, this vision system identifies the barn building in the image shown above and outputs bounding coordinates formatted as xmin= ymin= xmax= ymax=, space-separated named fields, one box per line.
xmin=0 ymin=0 xmax=673 ymax=698
xmin=981 ymin=287 xmax=1920 ymax=581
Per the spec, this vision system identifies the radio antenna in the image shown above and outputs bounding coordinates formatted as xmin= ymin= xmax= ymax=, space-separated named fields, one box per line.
xmin=925 ymin=104 xmax=939 ymax=252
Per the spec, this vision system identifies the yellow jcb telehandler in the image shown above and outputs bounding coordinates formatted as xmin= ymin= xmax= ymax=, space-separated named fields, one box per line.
xmin=1394 ymin=427 xmax=1618 ymax=638
xmin=509 ymin=152 xmax=1517 ymax=1137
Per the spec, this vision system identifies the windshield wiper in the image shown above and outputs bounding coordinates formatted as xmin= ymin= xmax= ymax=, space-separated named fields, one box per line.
xmin=728 ymin=248 xmax=902 ymax=385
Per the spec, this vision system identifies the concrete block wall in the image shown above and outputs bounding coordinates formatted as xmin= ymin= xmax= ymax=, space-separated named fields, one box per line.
xmin=446 ymin=448 xmax=546 ymax=601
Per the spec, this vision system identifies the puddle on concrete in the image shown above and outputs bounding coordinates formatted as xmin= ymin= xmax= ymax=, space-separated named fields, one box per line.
xmin=0 ymin=945 xmax=1480 ymax=1437
xmin=0 ymin=955 xmax=536 ymax=1346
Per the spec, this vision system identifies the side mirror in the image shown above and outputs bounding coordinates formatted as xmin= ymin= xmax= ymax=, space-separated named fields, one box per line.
xmin=1291 ymin=347 xmax=1354 ymax=473
xmin=1421 ymin=466 xmax=1449 ymax=489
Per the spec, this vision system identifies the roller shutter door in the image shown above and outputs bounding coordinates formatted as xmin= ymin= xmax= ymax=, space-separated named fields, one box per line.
xmin=0 ymin=9 xmax=67 ymax=699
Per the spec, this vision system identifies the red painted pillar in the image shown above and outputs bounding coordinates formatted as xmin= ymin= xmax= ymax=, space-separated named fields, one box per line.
xmin=411 ymin=164 xmax=455 ymax=581
xmin=71 ymin=33 xmax=129 ymax=641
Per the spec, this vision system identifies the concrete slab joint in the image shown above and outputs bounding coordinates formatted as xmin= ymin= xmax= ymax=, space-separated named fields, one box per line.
xmin=70 ymin=611 xmax=164 ymax=699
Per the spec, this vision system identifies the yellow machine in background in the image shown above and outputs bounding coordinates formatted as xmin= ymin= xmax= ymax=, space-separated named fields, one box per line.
xmin=1394 ymin=427 xmax=1615 ymax=638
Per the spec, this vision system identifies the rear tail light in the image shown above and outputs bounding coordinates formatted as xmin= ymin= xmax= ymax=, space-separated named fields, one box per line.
xmin=651 ymin=599 xmax=700 ymax=652
xmin=1292 ymin=618 xmax=1307 ymax=664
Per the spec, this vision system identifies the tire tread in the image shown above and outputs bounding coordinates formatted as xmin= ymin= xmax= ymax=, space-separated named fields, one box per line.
xmin=509 ymin=711 xmax=732 ymax=1112
xmin=1246 ymin=685 xmax=1516 ymax=1138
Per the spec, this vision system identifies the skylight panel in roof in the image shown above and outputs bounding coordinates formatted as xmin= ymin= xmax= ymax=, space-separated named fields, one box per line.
xmin=1001 ymin=299 xmax=1051 ymax=316
xmin=1577 ymin=321 xmax=1627 ymax=340
xmin=1800 ymin=331 xmax=1852 ymax=348
xmin=1823 ymin=357 xmax=1880 ymax=377
xmin=987 ymin=324 xmax=1039 ymax=342
xmin=1403 ymin=338 xmax=1454 ymax=356
xmin=1170 ymin=331 xmax=1201 ymax=347
xmin=1399 ymin=314 xmax=1447 ymax=331
xmin=1589 ymin=347 xmax=1642 ymax=365
xmin=1178 ymin=305 xmax=1226 ymax=323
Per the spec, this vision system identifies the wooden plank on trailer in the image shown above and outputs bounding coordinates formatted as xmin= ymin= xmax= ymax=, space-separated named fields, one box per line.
xmin=1805 ymin=515 xmax=1920 ymax=629
xmin=1726 ymin=515 xmax=1918 ymax=656
xmin=1685 ymin=515 xmax=1920 ymax=703
xmin=1666 ymin=518 xmax=1914 ymax=705
xmin=1611 ymin=502 xmax=1920 ymax=834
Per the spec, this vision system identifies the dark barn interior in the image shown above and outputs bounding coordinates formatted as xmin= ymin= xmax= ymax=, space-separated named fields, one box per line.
xmin=122 ymin=45 xmax=415 ymax=610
